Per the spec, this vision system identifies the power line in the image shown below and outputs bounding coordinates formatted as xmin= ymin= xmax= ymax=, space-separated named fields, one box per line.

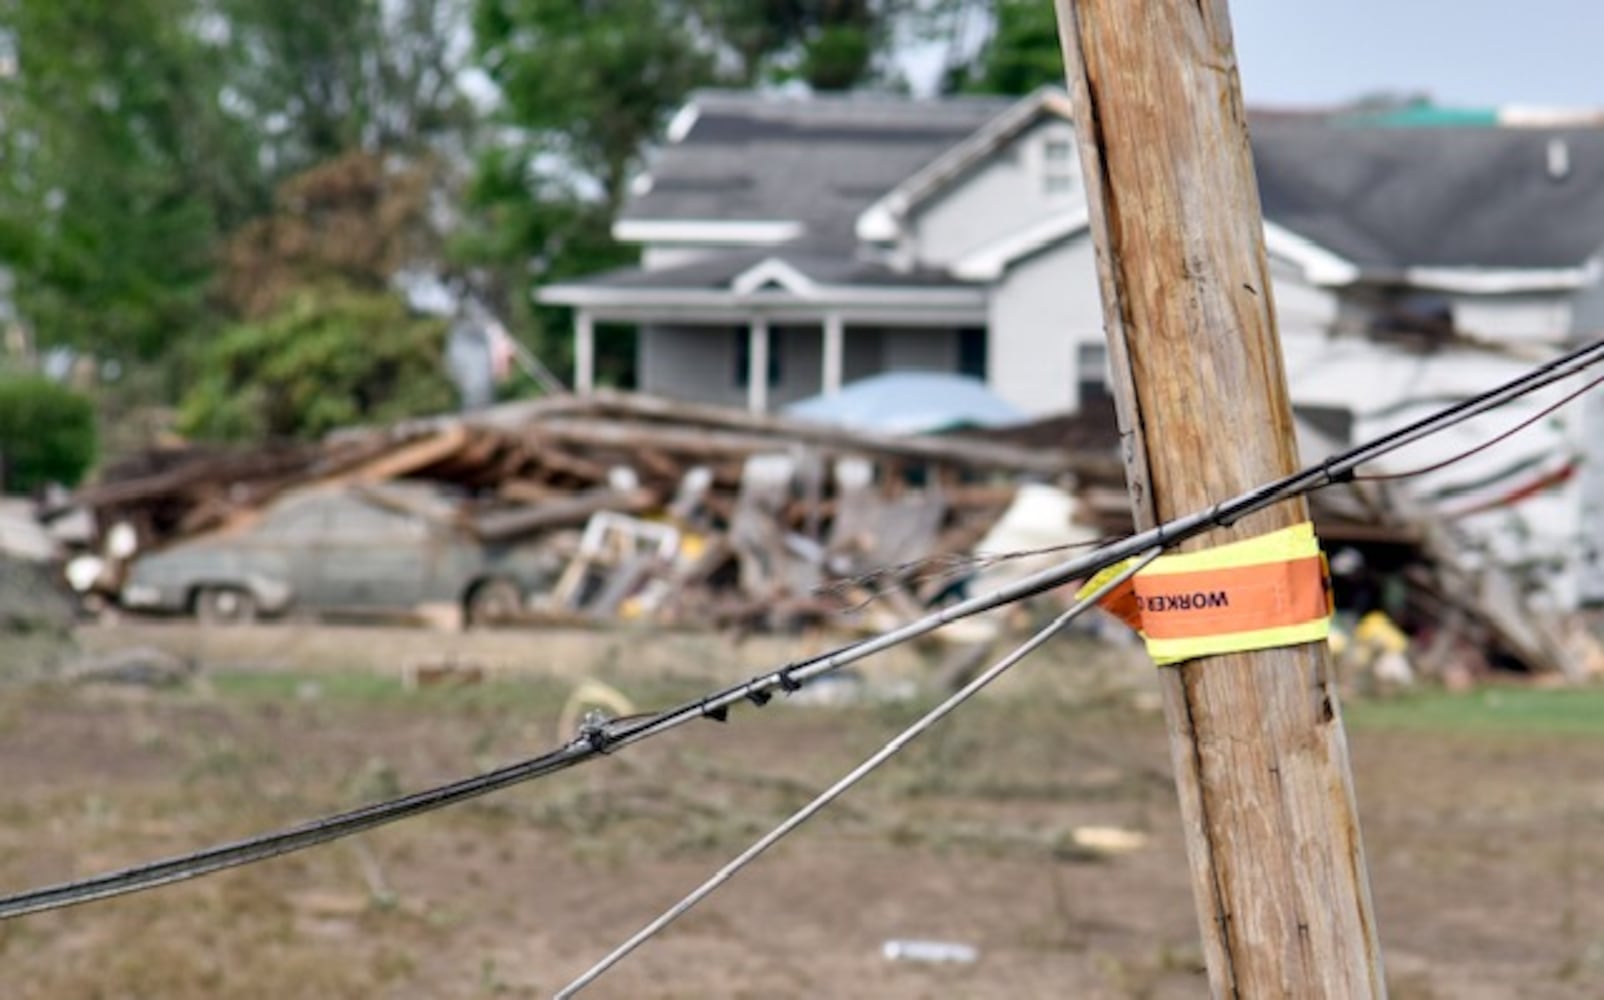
xmin=0 ymin=337 xmax=1599 ymax=922
xmin=554 ymin=547 xmax=1162 ymax=999
xmin=1355 ymin=372 xmax=1604 ymax=482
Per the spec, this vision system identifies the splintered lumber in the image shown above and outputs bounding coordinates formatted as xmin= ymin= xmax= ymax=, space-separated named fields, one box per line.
xmin=422 ymin=430 xmax=504 ymax=481
xmin=342 ymin=424 xmax=471 ymax=485
xmin=1353 ymin=478 xmax=1574 ymax=678
xmin=520 ymin=433 xmax=611 ymax=483
xmin=633 ymin=448 xmax=686 ymax=482
xmin=498 ymin=479 xmax=564 ymax=504
xmin=573 ymin=391 xmax=1074 ymax=475
xmin=471 ymin=488 xmax=659 ymax=541
xmin=60 ymin=445 xmax=318 ymax=513
xmin=729 ymin=454 xmax=798 ymax=597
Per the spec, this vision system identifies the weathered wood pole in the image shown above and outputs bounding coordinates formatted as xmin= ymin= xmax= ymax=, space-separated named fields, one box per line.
xmin=1052 ymin=2 xmax=1387 ymax=996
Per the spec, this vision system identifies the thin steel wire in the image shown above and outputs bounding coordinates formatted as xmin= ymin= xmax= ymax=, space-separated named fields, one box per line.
xmin=1354 ymin=372 xmax=1604 ymax=482
xmin=0 ymin=338 xmax=1599 ymax=921
xmin=554 ymin=548 xmax=1161 ymax=998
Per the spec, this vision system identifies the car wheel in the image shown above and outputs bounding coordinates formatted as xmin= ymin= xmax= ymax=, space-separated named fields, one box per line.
xmin=194 ymin=586 xmax=258 ymax=625
xmin=465 ymin=578 xmax=522 ymax=628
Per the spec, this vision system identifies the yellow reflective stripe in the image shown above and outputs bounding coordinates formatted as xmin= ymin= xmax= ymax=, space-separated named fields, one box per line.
xmin=1145 ymin=618 xmax=1332 ymax=666
xmin=1137 ymin=521 xmax=1318 ymax=577
xmin=1075 ymin=557 xmax=1136 ymax=601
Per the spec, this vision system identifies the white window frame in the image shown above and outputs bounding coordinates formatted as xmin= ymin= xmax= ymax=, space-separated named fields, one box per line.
xmin=1037 ymin=127 xmax=1079 ymax=202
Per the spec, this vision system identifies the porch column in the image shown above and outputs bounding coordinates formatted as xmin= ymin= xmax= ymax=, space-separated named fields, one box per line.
xmin=747 ymin=316 xmax=770 ymax=413
xmin=573 ymin=310 xmax=595 ymax=394
xmin=822 ymin=312 xmax=844 ymax=395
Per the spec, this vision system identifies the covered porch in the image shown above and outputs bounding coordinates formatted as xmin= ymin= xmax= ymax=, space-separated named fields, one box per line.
xmin=539 ymin=254 xmax=989 ymax=413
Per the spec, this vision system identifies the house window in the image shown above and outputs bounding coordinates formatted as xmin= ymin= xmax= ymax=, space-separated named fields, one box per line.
xmin=732 ymin=328 xmax=782 ymax=388
xmin=1076 ymin=341 xmax=1110 ymax=404
xmin=957 ymin=327 xmax=988 ymax=380
xmin=1042 ymin=135 xmax=1078 ymax=198
xmin=1370 ymin=291 xmax=1455 ymax=344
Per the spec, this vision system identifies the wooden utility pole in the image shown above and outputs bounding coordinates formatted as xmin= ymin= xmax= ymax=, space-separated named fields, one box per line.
xmin=1052 ymin=2 xmax=1386 ymax=996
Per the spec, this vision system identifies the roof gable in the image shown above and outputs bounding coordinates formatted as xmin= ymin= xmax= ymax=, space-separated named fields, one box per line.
xmin=619 ymin=90 xmax=1011 ymax=251
xmin=613 ymin=88 xmax=1604 ymax=289
xmin=857 ymin=88 xmax=1077 ymax=244
xmin=730 ymin=257 xmax=816 ymax=297
xmin=949 ymin=210 xmax=1359 ymax=287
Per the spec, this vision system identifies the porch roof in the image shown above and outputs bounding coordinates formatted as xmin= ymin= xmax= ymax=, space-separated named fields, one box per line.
xmin=538 ymin=250 xmax=988 ymax=325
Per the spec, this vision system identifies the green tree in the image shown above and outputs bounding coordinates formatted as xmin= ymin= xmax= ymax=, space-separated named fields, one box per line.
xmin=953 ymin=0 xmax=1063 ymax=96
xmin=690 ymin=0 xmax=888 ymax=91
xmin=178 ymin=287 xmax=456 ymax=442
xmin=450 ymin=146 xmax=632 ymax=374
xmin=219 ymin=151 xmax=450 ymax=320
xmin=474 ymin=0 xmax=712 ymax=214
xmin=0 ymin=375 xmax=97 ymax=492
xmin=217 ymin=0 xmax=475 ymax=173
xmin=0 ymin=0 xmax=263 ymax=360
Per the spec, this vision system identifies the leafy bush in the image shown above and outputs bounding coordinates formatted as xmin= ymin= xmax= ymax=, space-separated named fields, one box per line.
xmin=0 ymin=375 xmax=98 ymax=493
xmin=178 ymin=287 xmax=457 ymax=442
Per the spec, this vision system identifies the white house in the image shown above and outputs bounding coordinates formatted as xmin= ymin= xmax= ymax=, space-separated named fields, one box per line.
xmin=540 ymin=88 xmax=1604 ymax=607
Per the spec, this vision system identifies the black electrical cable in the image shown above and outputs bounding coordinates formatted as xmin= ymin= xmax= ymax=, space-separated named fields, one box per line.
xmin=1 ymin=337 xmax=1600 ymax=921
xmin=1355 ymin=373 xmax=1604 ymax=482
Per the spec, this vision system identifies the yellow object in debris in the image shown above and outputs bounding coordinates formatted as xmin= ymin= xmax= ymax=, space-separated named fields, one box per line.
xmin=678 ymin=532 xmax=708 ymax=562
xmin=1354 ymin=611 xmax=1409 ymax=655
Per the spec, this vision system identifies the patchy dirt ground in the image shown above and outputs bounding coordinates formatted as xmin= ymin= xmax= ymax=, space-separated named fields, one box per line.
xmin=0 ymin=624 xmax=1601 ymax=998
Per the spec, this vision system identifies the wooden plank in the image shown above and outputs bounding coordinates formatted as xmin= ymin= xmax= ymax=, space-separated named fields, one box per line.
xmin=341 ymin=425 xmax=471 ymax=486
xmin=633 ymin=448 xmax=686 ymax=483
xmin=521 ymin=433 xmax=611 ymax=483
xmin=536 ymin=408 xmax=1074 ymax=476
xmin=497 ymin=479 xmax=564 ymax=505
xmin=470 ymin=488 xmax=659 ymax=541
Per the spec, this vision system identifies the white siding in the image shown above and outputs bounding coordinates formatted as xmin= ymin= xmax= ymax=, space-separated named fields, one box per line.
xmin=986 ymin=234 xmax=1340 ymax=418
xmin=641 ymin=245 xmax=723 ymax=271
xmin=1566 ymin=276 xmax=1604 ymax=340
xmin=1450 ymin=293 xmax=1571 ymax=343
xmin=1280 ymin=335 xmax=1586 ymax=608
xmin=985 ymin=234 xmax=1588 ymax=607
xmin=986 ymin=235 xmax=1102 ymax=416
xmin=1267 ymin=256 xmax=1340 ymax=337
xmin=1581 ymin=386 xmax=1604 ymax=604
xmin=910 ymin=121 xmax=1081 ymax=268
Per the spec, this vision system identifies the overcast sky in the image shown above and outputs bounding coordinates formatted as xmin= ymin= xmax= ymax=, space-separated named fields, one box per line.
xmin=1231 ymin=0 xmax=1604 ymax=108
xmin=904 ymin=1 xmax=1604 ymax=109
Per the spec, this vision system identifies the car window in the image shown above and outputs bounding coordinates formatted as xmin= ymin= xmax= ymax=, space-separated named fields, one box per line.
xmin=325 ymin=498 xmax=429 ymax=544
xmin=256 ymin=498 xmax=332 ymax=541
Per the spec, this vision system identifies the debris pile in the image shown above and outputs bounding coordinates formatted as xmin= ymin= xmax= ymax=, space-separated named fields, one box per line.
xmin=56 ymin=392 xmax=1090 ymax=633
xmin=47 ymin=390 xmax=1593 ymax=679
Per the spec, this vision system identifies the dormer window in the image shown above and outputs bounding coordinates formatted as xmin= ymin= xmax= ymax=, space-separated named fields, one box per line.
xmin=1040 ymin=133 xmax=1079 ymax=199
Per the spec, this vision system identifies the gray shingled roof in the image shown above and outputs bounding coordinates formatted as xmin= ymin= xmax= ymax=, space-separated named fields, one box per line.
xmin=577 ymin=249 xmax=966 ymax=290
xmin=625 ymin=90 xmax=1604 ymax=276
xmin=1252 ymin=122 xmax=1604 ymax=271
xmin=625 ymin=90 xmax=1013 ymax=250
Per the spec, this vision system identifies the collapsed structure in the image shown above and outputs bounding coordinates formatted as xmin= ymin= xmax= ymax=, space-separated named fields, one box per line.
xmin=47 ymin=390 xmax=1590 ymax=681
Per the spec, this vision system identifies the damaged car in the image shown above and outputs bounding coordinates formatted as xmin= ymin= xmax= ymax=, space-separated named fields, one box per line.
xmin=119 ymin=483 xmax=560 ymax=626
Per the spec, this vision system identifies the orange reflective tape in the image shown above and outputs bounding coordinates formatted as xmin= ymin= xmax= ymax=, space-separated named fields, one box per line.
xmin=1076 ymin=522 xmax=1334 ymax=666
xmin=1132 ymin=554 xmax=1329 ymax=641
xmin=1097 ymin=578 xmax=1143 ymax=631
